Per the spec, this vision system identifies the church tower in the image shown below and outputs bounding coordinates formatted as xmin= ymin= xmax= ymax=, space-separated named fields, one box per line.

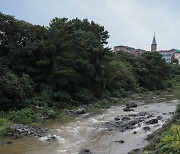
xmin=151 ymin=33 xmax=157 ymax=52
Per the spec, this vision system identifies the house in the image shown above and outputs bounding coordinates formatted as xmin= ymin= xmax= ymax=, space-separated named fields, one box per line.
xmin=114 ymin=45 xmax=145 ymax=56
xmin=173 ymin=50 xmax=180 ymax=64
xmin=159 ymin=49 xmax=176 ymax=63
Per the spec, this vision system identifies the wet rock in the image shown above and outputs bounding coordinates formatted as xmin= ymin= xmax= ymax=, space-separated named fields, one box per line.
xmin=138 ymin=112 xmax=148 ymax=116
xmin=0 ymin=141 xmax=13 ymax=145
xmin=11 ymin=124 xmax=48 ymax=138
xmin=146 ymin=118 xmax=158 ymax=124
xmin=122 ymin=116 xmax=131 ymax=121
xmin=76 ymin=107 xmax=87 ymax=114
xmin=108 ymin=127 xmax=113 ymax=131
xmin=79 ymin=149 xmax=92 ymax=154
xmin=126 ymin=102 xmax=137 ymax=108
xmin=128 ymin=148 xmax=142 ymax=154
xmin=153 ymin=124 xmax=160 ymax=127
xmin=42 ymin=115 xmax=50 ymax=120
xmin=157 ymin=116 xmax=163 ymax=120
xmin=123 ymin=107 xmax=134 ymax=112
xmin=143 ymin=126 xmax=150 ymax=131
xmin=46 ymin=134 xmax=57 ymax=141
xmin=114 ymin=140 xmax=124 ymax=144
xmin=114 ymin=116 xmax=120 ymax=121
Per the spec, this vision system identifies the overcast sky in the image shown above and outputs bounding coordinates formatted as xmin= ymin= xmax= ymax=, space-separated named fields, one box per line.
xmin=0 ymin=0 xmax=180 ymax=50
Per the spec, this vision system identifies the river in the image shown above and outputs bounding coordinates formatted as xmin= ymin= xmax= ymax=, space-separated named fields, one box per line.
xmin=0 ymin=93 xmax=179 ymax=154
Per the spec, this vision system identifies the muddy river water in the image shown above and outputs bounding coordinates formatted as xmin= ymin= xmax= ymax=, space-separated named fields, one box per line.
xmin=0 ymin=94 xmax=179 ymax=154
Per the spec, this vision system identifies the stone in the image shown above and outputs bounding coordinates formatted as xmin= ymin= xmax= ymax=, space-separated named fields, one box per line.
xmin=0 ymin=141 xmax=13 ymax=145
xmin=114 ymin=140 xmax=124 ymax=144
xmin=123 ymin=107 xmax=132 ymax=112
xmin=76 ymin=107 xmax=87 ymax=114
xmin=114 ymin=116 xmax=120 ymax=121
xmin=157 ymin=116 xmax=163 ymax=120
xmin=128 ymin=148 xmax=141 ymax=154
xmin=79 ymin=149 xmax=92 ymax=154
xmin=108 ymin=127 xmax=113 ymax=131
xmin=122 ymin=116 xmax=131 ymax=121
xmin=133 ymin=131 xmax=137 ymax=134
xmin=143 ymin=126 xmax=150 ymax=131
xmin=126 ymin=102 xmax=137 ymax=108
xmin=146 ymin=118 xmax=158 ymax=124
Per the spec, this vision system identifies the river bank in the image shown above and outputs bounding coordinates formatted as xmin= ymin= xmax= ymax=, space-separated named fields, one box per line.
xmin=0 ymin=90 xmax=179 ymax=154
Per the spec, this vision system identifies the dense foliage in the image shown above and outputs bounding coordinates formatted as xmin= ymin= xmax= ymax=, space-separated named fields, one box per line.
xmin=0 ymin=12 xmax=177 ymax=112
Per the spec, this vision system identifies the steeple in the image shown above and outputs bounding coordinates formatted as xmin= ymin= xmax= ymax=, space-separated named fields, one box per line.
xmin=151 ymin=32 xmax=157 ymax=52
xmin=152 ymin=32 xmax=156 ymax=44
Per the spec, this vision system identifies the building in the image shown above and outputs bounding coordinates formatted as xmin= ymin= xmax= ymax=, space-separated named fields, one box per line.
xmin=114 ymin=33 xmax=179 ymax=63
xmin=114 ymin=45 xmax=145 ymax=56
xmin=173 ymin=50 xmax=180 ymax=64
xmin=159 ymin=49 xmax=175 ymax=63
xmin=151 ymin=33 xmax=157 ymax=52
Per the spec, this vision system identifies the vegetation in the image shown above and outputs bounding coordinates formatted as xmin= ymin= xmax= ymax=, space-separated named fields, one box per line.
xmin=0 ymin=12 xmax=179 ymax=137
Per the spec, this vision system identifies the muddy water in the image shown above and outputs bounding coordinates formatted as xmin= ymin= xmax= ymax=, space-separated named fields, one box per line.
xmin=0 ymin=95 xmax=179 ymax=154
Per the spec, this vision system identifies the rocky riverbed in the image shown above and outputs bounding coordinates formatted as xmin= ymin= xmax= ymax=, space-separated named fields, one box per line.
xmin=0 ymin=93 xmax=179 ymax=154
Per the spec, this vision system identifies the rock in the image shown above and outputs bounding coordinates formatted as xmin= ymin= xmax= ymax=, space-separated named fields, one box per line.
xmin=146 ymin=118 xmax=158 ymax=124
xmin=108 ymin=127 xmax=113 ymax=131
xmin=46 ymin=134 xmax=57 ymax=141
xmin=128 ymin=148 xmax=141 ymax=154
xmin=11 ymin=124 xmax=48 ymax=138
xmin=133 ymin=131 xmax=137 ymax=134
xmin=126 ymin=102 xmax=137 ymax=108
xmin=123 ymin=107 xmax=132 ymax=112
xmin=143 ymin=126 xmax=150 ymax=131
xmin=157 ymin=116 xmax=163 ymax=120
xmin=76 ymin=107 xmax=86 ymax=114
xmin=79 ymin=149 xmax=92 ymax=154
xmin=0 ymin=141 xmax=13 ymax=145
xmin=114 ymin=140 xmax=124 ymax=144
xmin=138 ymin=112 xmax=148 ymax=116
xmin=122 ymin=116 xmax=131 ymax=121
xmin=42 ymin=115 xmax=50 ymax=120
xmin=114 ymin=116 xmax=120 ymax=121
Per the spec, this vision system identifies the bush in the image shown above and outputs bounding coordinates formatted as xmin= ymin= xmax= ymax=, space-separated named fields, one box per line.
xmin=8 ymin=108 xmax=43 ymax=125
xmin=156 ymin=124 xmax=180 ymax=153
xmin=0 ymin=118 xmax=12 ymax=137
xmin=53 ymin=91 xmax=71 ymax=101
xmin=75 ymin=88 xmax=95 ymax=102
xmin=174 ymin=104 xmax=180 ymax=123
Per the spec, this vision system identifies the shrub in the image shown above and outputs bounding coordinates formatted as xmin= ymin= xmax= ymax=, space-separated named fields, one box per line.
xmin=75 ymin=88 xmax=95 ymax=102
xmin=0 ymin=118 xmax=12 ymax=137
xmin=8 ymin=108 xmax=43 ymax=125
xmin=156 ymin=125 xmax=180 ymax=153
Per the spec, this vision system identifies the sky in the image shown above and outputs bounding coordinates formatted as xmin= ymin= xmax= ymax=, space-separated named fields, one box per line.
xmin=0 ymin=0 xmax=180 ymax=50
